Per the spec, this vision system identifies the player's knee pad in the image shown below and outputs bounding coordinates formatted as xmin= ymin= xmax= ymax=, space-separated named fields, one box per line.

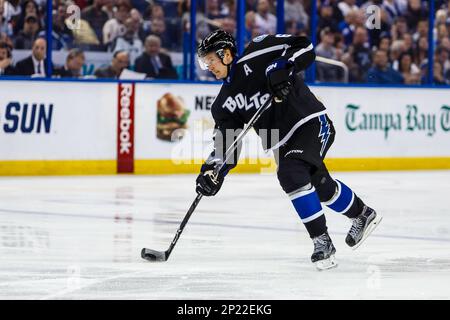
xmin=311 ymin=172 xmax=338 ymax=203
xmin=322 ymin=179 xmax=355 ymax=214
xmin=288 ymin=183 xmax=324 ymax=225
xmin=277 ymin=163 xmax=311 ymax=194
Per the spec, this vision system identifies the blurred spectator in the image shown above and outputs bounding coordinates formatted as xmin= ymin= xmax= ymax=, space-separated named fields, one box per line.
xmin=435 ymin=46 xmax=450 ymax=79
xmin=73 ymin=0 xmax=89 ymax=10
xmin=110 ymin=17 xmax=143 ymax=67
xmin=103 ymin=0 xmax=131 ymax=47
xmin=148 ymin=18 xmax=172 ymax=49
xmin=179 ymin=0 xmax=210 ymax=40
xmin=285 ymin=0 xmax=308 ymax=30
xmin=49 ymin=1 xmax=74 ymax=50
xmin=316 ymin=27 xmax=343 ymax=82
xmin=285 ymin=19 xmax=305 ymax=36
xmin=378 ymin=35 xmax=391 ymax=51
xmin=246 ymin=0 xmax=258 ymax=12
xmin=245 ymin=10 xmax=258 ymax=43
xmin=206 ymin=0 xmax=226 ymax=20
xmin=337 ymin=0 xmax=358 ymax=17
xmin=131 ymin=0 xmax=150 ymax=13
xmin=390 ymin=16 xmax=409 ymax=42
xmin=134 ymin=34 xmax=177 ymax=79
xmin=53 ymin=48 xmax=85 ymax=77
xmin=366 ymin=4 xmax=390 ymax=48
xmin=222 ymin=0 xmax=236 ymax=18
xmin=402 ymin=33 xmax=414 ymax=55
xmin=129 ymin=8 xmax=146 ymax=42
xmin=433 ymin=61 xmax=447 ymax=85
xmin=94 ymin=49 xmax=129 ymax=78
xmin=318 ymin=2 xmax=340 ymax=32
xmin=383 ymin=0 xmax=408 ymax=25
xmin=441 ymin=36 xmax=450 ymax=52
xmin=436 ymin=23 xmax=449 ymax=46
xmin=144 ymin=4 xmax=183 ymax=50
xmin=367 ymin=49 xmax=404 ymax=83
xmin=347 ymin=26 xmax=372 ymax=81
xmin=14 ymin=13 xmax=40 ymax=49
xmin=254 ymin=0 xmax=276 ymax=34
xmin=204 ymin=0 xmax=236 ymax=35
xmin=0 ymin=39 xmax=14 ymax=75
xmin=316 ymin=27 xmax=339 ymax=59
xmin=14 ymin=0 xmax=42 ymax=35
xmin=0 ymin=0 xmax=13 ymax=37
xmin=102 ymin=0 xmax=115 ymax=19
xmin=413 ymin=19 xmax=428 ymax=42
xmin=339 ymin=9 xmax=365 ymax=46
xmin=341 ymin=50 xmax=362 ymax=82
xmin=414 ymin=35 xmax=428 ymax=66
xmin=403 ymin=0 xmax=428 ymax=31
xmin=14 ymin=37 xmax=47 ymax=76
xmin=397 ymin=52 xmax=420 ymax=84
xmin=2 ymin=0 xmax=21 ymax=35
xmin=82 ymin=0 xmax=109 ymax=46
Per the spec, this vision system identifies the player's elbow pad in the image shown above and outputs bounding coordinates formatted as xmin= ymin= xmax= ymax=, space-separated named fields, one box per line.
xmin=293 ymin=50 xmax=316 ymax=71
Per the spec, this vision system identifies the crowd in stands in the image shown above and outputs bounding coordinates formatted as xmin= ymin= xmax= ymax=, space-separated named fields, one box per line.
xmin=313 ymin=0 xmax=450 ymax=84
xmin=0 ymin=0 xmax=449 ymax=85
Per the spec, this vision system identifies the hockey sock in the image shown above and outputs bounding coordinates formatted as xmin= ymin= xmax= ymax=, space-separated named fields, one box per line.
xmin=323 ymin=179 xmax=364 ymax=219
xmin=289 ymin=185 xmax=327 ymax=238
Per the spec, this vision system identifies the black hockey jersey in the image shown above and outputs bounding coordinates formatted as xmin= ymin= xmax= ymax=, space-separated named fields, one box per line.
xmin=207 ymin=34 xmax=327 ymax=171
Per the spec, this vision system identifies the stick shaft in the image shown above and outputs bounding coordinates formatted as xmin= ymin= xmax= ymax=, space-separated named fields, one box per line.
xmin=165 ymin=193 xmax=203 ymax=259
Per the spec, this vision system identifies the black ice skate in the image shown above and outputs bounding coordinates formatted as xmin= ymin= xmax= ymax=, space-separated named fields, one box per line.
xmin=346 ymin=206 xmax=382 ymax=250
xmin=311 ymin=232 xmax=337 ymax=270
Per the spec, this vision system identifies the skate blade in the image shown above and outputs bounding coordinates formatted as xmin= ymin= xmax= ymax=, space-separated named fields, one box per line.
xmin=352 ymin=215 xmax=383 ymax=251
xmin=315 ymin=255 xmax=338 ymax=271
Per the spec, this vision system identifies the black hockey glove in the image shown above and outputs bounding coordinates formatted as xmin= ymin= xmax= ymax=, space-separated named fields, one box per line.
xmin=265 ymin=59 xmax=293 ymax=102
xmin=196 ymin=164 xmax=225 ymax=197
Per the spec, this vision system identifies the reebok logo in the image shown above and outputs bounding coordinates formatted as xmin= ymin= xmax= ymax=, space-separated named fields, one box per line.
xmin=117 ymin=83 xmax=134 ymax=173
xmin=119 ymin=84 xmax=133 ymax=154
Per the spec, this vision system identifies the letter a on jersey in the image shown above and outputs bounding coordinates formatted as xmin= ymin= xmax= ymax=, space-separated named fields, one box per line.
xmin=243 ymin=64 xmax=253 ymax=76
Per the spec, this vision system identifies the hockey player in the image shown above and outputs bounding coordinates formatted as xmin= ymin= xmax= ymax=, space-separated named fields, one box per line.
xmin=195 ymin=29 xmax=382 ymax=270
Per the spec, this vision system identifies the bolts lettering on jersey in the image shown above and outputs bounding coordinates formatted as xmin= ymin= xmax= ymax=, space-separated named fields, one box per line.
xmin=222 ymin=92 xmax=270 ymax=113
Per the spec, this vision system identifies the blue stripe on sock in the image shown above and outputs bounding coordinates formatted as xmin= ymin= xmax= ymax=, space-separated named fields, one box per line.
xmin=327 ymin=180 xmax=354 ymax=213
xmin=291 ymin=189 xmax=323 ymax=220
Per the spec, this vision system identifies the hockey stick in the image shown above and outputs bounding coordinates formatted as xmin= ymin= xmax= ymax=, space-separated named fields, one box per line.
xmin=141 ymin=96 xmax=274 ymax=262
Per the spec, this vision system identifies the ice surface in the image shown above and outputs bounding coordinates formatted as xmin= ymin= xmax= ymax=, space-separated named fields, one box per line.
xmin=0 ymin=171 xmax=449 ymax=299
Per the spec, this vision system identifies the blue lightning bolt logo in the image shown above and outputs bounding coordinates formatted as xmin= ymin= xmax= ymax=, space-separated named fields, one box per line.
xmin=318 ymin=115 xmax=331 ymax=157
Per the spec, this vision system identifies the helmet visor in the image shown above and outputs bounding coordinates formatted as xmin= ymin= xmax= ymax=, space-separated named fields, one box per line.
xmin=197 ymin=52 xmax=223 ymax=71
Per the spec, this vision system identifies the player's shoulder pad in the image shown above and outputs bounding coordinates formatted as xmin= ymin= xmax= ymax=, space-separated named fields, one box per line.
xmin=252 ymin=34 xmax=269 ymax=43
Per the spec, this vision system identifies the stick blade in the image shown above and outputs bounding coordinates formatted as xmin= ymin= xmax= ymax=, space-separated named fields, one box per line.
xmin=141 ymin=248 xmax=167 ymax=262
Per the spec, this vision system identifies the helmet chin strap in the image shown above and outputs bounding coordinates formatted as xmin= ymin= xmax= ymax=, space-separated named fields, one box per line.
xmin=216 ymin=49 xmax=233 ymax=79
xmin=222 ymin=60 xmax=233 ymax=79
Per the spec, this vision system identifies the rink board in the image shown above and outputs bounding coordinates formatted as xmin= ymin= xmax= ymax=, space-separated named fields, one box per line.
xmin=0 ymin=80 xmax=449 ymax=175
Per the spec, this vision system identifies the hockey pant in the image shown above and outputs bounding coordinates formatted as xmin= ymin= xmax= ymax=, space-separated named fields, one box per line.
xmin=275 ymin=114 xmax=365 ymax=238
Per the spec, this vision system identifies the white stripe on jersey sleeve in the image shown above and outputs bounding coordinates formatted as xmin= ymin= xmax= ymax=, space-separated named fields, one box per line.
xmin=237 ymin=44 xmax=289 ymax=64
xmin=270 ymin=110 xmax=327 ymax=150
xmin=288 ymin=43 xmax=314 ymax=63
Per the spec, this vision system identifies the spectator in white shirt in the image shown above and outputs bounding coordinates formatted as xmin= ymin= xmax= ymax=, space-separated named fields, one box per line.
xmin=254 ymin=0 xmax=276 ymax=35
